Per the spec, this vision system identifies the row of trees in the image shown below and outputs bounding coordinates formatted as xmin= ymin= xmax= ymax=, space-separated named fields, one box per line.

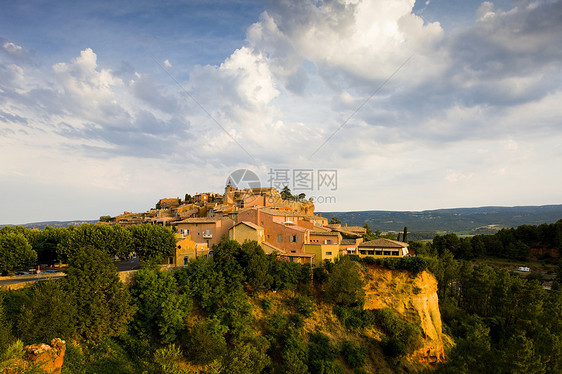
xmin=0 ymin=224 xmax=176 ymax=272
xmin=430 ymin=219 xmax=562 ymax=261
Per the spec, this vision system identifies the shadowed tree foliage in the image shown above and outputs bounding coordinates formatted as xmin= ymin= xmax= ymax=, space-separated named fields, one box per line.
xmin=25 ymin=226 xmax=68 ymax=265
xmin=324 ymin=257 xmax=365 ymax=307
xmin=0 ymin=293 xmax=14 ymax=356
xmin=65 ymin=246 xmax=134 ymax=341
xmin=17 ymin=280 xmax=76 ymax=343
xmin=128 ymin=224 xmax=176 ymax=264
xmin=0 ymin=230 xmax=36 ymax=272
xmin=57 ymin=224 xmax=133 ymax=262
xmin=129 ymin=267 xmax=192 ymax=344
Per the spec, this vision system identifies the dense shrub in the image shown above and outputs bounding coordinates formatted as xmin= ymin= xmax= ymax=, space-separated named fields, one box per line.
xmin=341 ymin=341 xmax=367 ymax=369
xmin=333 ymin=305 xmax=366 ymax=330
xmin=324 ymin=257 xmax=365 ymax=307
xmin=294 ymin=296 xmax=315 ymax=318
xmin=381 ymin=337 xmax=406 ymax=358
xmin=368 ymin=309 xmax=422 ymax=351
xmin=261 ymin=297 xmax=273 ymax=312
xmin=308 ymin=332 xmax=343 ymax=374
xmin=360 ymin=256 xmax=430 ymax=275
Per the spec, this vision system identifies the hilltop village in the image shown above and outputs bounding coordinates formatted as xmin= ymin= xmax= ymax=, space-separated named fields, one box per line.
xmin=100 ymin=185 xmax=410 ymax=267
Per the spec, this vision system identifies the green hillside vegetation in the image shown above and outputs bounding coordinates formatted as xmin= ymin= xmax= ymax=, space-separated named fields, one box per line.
xmin=2 ymin=220 xmax=562 ymax=372
xmin=1 ymin=239 xmax=430 ymax=373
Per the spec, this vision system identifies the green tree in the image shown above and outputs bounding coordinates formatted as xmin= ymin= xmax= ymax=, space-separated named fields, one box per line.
xmin=329 ymin=216 xmax=341 ymax=225
xmin=439 ymin=321 xmax=492 ymax=374
xmin=17 ymin=280 xmax=76 ymax=344
xmin=239 ymin=241 xmax=273 ymax=292
xmin=128 ymin=224 xmax=176 ymax=264
xmin=471 ymin=235 xmax=486 ymax=257
xmin=324 ymin=257 xmax=365 ymax=307
xmin=341 ymin=341 xmax=366 ymax=369
xmin=307 ymin=332 xmax=343 ymax=374
xmin=427 ymin=249 xmax=457 ymax=299
xmin=26 ymin=226 xmax=66 ymax=265
xmin=403 ymin=226 xmax=408 ymax=243
xmin=497 ymin=333 xmax=545 ymax=374
xmin=269 ymin=257 xmax=304 ymax=291
xmin=58 ymin=224 xmax=133 ymax=262
xmin=130 ymin=267 xmax=192 ymax=344
xmin=153 ymin=344 xmax=187 ymax=374
xmin=0 ymin=231 xmax=36 ymax=272
xmin=432 ymin=233 xmax=460 ymax=255
xmin=184 ymin=317 xmax=227 ymax=365
xmin=222 ymin=342 xmax=271 ymax=374
xmin=362 ymin=224 xmax=376 ymax=241
xmin=281 ymin=329 xmax=308 ymax=374
xmin=0 ymin=293 xmax=15 ymax=355
xmin=280 ymin=186 xmax=294 ymax=200
xmin=65 ymin=246 xmax=134 ymax=341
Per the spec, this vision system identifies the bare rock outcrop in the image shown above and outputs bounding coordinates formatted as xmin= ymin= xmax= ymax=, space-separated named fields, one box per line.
xmin=362 ymin=265 xmax=449 ymax=366
xmin=24 ymin=338 xmax=66 ymax=374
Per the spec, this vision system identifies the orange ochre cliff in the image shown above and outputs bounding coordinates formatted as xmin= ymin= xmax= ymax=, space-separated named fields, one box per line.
xmin=362 ymin=264 xmax=451 ymax=366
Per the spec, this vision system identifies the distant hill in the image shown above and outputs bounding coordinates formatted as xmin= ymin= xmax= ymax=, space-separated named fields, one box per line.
xmin=0 ymin=220 xmax=97 ymax=230
xmin=321 ymin=205 xmax=562 ymax=234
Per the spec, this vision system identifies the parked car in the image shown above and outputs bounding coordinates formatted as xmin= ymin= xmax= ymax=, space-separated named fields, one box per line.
xmin=15 ymin=271 xmax=29 ymax=275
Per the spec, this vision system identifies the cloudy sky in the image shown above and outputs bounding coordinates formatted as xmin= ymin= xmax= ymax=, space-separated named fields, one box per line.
xmin=1 ymin=0 xmax=561 ymax=224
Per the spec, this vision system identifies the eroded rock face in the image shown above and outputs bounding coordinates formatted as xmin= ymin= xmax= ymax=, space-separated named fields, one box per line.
xmin=362 ymin=265 xmax=447 ymax=365
xmin=24 ymin=338 xmax=66 ymax=374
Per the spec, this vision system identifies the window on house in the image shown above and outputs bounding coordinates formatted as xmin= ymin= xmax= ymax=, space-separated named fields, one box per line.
xmin=327 ymin=240 xmax=332 ymax=244
xmin=183 ymin=256 xmax=189 ymax=265
xmin=290 ymin=235 xmax=297 ymax=242
xmin=326 ymin=252 xmax=332 ymax=256
xmin=168 ymin=257 xmax=174 ymax=265
xmin=277 ymin=234 xmax=282 ymax=243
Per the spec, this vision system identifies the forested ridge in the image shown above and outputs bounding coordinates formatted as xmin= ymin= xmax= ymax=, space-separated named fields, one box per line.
xmin=323 ymin=205 xmax=562 ymax=234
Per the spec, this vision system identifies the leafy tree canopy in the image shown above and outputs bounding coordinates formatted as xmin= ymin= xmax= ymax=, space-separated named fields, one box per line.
xmin=65 ymin=246 xmax=134 ymax=342
xmin=0 ymin=230 xmax=36 ymax=272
